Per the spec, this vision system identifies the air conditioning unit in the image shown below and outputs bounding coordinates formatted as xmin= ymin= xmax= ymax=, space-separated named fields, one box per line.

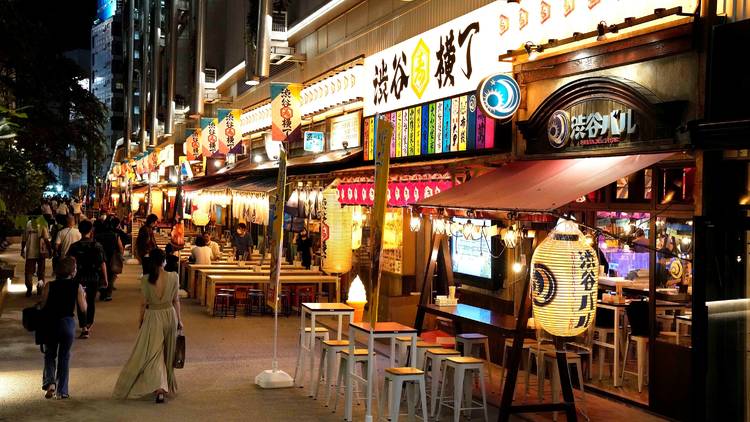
xmin=204 ymin=68 xmax=217 ymax=84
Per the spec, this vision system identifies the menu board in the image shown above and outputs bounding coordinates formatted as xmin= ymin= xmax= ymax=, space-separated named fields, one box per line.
xmin=329 ymin=111 xmax=362 ymax=151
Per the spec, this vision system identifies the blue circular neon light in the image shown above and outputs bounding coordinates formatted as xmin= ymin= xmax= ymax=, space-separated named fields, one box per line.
xmin=477 ymin=74 xmax=521 ymax=121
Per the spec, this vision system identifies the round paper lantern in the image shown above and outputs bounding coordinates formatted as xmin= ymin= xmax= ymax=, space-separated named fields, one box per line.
xmin=192 ymin=209 xmax=210 ymax=227
xmin=530 ymin=219 xmax=599 ymax=337
xmin=322 ymin=187 xmax=352 ymax=274
xmin=351 ymin=206 xmax=364 ymax=250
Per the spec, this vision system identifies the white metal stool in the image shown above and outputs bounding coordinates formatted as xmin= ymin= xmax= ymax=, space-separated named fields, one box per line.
xmin=455 ymin=333 xmax=494 ymax=386
xmin=622 ymin=334 xmax=649 ymax=393
xmin=437 ymin=356 xmax=489 ymax=422
xmin=378 ymin=367 xmax=428 ymax=422
xmin=396 ymin=336 xmax=421 ymax=366
xmin=294 ymin=326 xmax=330 ymax=387
xmin=499 ymin=338 xmax=536 ymax=399
xmin=406 ymin=341 xmax=441 ymax=369
xmin=541 ymin=350 xmax=589 ymax=422
xmin=313 ymin=339 xmax=350 ymax=406
xmin=525 ymin=342 xmax=555 ymax=401
xmin=333 ymin=348 xmax=377 ymax=413
xmin=423 ymin=347 xmax=461 ymax=417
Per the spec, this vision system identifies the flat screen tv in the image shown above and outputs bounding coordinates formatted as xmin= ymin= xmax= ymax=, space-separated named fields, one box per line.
xmin=450 ymin=218 xmax=503 ymax=290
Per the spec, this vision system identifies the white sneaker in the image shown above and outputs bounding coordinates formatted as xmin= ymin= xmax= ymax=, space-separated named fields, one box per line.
xmin=36 ymin=281 xmax=44 ymax=295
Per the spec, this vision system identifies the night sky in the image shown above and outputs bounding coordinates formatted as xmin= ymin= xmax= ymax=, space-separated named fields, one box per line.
xmin=24 ymin=0 xmax=99 ymax=51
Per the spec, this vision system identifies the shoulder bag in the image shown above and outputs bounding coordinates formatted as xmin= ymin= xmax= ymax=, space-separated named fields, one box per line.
xmin=174 ymin=329 xmax=186 ymax=368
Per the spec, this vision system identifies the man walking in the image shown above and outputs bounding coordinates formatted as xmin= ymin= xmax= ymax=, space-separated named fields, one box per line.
xmin=231 ymin=223 xmax=253 ymax=260
xmin=71 ymin=198 xmax=83 ymax=223
xmin=95 ymin=218 xmax=123 ymax=301
xmin=67 ymin=220 xmax=108 ymax=339
xmin=135 ymin=214 xmax=158 ymax=272
xmin=55 ymin=215 xmax=81 ymax=258
xmin=21 ymin=216 xmax=51 ymax=297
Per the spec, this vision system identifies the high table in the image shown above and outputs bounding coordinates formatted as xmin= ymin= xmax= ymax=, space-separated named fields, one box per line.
xmin=205 ymin=274 xmax=340 ymax=312
xmin=415 ymin=303 xmax=530 ymax=337
xmin=345 ymin=322 xmax=418 ymax=422
xmin=194 ymin=266 xmax=312 ymax=304
xmin=185 ymin=262 xmax=301 ymax=300
xmin=597 ymin=299 xmax=687 ymax=386
xmin=295 ymin=303 xmax=354 ymax=397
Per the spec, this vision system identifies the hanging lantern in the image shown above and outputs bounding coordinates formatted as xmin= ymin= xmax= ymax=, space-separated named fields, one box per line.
xmin=351 ymin=206 xmax=363 ymax=250
xmin=192 ymin=209 xmax=210 ymax=227
xmin=503 ymin=225 xmax=519 ymax=248
xmin=322 ymin=187 xmax=353 ymax=274
xmin=432 ymin=217 xmax=447 ymax=235
xmin=409 ymin=212 xmax=422 ymax=232
xmin=530 ymin=218 xmax=599 ymax=337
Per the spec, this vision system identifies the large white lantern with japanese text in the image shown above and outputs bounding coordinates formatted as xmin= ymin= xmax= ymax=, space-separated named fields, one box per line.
xmin=321 ymin=187 xmax=353 ymax=274
xmin=530 ymin=219 xmax=598 ymax=337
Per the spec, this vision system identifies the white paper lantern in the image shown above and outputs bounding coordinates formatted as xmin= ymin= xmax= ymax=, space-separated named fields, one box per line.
xmin=530 ymin=218 xmax=599 ymax=337
xmin=192 ymin=209 xmax=210 ymax=227
xmin=322 ymin=188 xmax=353 ymax=274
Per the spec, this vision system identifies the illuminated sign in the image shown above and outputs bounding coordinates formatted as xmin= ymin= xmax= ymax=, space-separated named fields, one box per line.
xmin=303 ymin=131 xmax=325 ymax=153
xmin=477 ymin=74 xmax=521 ymax=121
xmin=97 ymin=0 xmax=116 ymax=21
xmin=329 ymin=112 xmax=361 ymax=151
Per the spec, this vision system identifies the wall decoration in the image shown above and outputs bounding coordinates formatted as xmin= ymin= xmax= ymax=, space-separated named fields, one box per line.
xmin=530 ymin=219 xmax=598 ymax=337
xmin=337 ymin=176 xmax=453 ymax=207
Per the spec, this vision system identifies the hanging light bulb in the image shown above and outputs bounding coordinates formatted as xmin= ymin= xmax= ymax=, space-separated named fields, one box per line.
xmin=433 ymin=217 xmax=446 ymax=235
xmin=409 ymin=212 xmax=422 ymax=232
xmin=512 ymin=261 xmax=523 ymax=273
xmin=462 ymin=220 xmax=475 ymax=240
xmin=503 ymin=224 xmax=519 ymax=248
xmin=450 ymin=220 xmax=463 ymax=238
xmin=471 ymin=223 xmax=483 ymax=241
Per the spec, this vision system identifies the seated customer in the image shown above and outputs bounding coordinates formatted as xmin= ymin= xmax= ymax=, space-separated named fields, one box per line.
xmin=190 ymin=236 xmax=212 ymax=265
xmin=204 ymin=233 xmax=221 ymax=261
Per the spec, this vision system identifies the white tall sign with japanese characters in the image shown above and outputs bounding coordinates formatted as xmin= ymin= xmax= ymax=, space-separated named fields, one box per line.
xmin=363 ymin=0 xmax=697 ymax=116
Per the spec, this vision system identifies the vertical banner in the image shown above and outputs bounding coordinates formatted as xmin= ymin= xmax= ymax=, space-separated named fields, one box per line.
xmin=200 ymin=117 xmax=219 ymax=157
xmin=217 ymin=108 xmax=242 ymax=154
xmin=270 ymin=82 xmax=302 ymax=143
xmin=268 ymin=145 xmax=288 ymax=310
xmin=368 ymin=117 xmax=394 ymax=326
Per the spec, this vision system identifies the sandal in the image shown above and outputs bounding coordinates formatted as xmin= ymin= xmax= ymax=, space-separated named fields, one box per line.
xmin=45 ymin=384 xmax=56 ymax=399
xmin=155 ymin=392 xmax=165 ymax=403
xmin=79 ymin=328 xmax=89 ymax=339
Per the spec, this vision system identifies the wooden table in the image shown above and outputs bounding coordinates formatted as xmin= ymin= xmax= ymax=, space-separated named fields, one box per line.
xmin=415 ymin=303 xmax=531 ymax=338
xmin=185 ymin=262 xmax=300 ymax=298
xmin=195 ymin=267 xmax=318 ymax=304
xmin=597 ymin=299 xmax=688 ymax=386
xmin=205 ymin=274 xmax=340 ymax=312
xmin=345 ymin=321 xmax=418 ymax=422
xmin=676 ymin=314 xmax=692 ymax=345
xmin=295 ymin=303 xmax=354 ymax=397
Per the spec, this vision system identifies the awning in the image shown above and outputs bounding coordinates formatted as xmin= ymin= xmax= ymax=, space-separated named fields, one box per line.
xmin=415 ymin=153 xmax=674 ymax=213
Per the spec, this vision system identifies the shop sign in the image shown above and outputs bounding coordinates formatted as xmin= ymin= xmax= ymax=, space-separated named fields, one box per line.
xmin=363 ymin=92 xmax=495 ymax=161
xmin=337 ymin=180 xmax=453 ymax=207
xmin=477 ymin=74 xmax=521 ymax=121
xmin=364 ymin=0 xmax=696 ymax=116
xmin=303 ymin=131 xmax=325 ymax=153
xmin=217 ymin=109 xmax=243 ymax=154
xmin=518 ymin=77 xmax=687 ymax=155
xmin=200 ymin=117 xmax=219 ymax=157
xmin=271 ymin=82 xmax=302 ymax=143
xmin=329 ymin=111 xmax=361 ymax=151
xmin=184 ymin=127 xmax=202 ymax=161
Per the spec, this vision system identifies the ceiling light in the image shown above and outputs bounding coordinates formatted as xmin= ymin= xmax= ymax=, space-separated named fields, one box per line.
xmin=254 ymin=154 xmax=263 ymax=163
xmin=245 ymin=78 xmax=260 ymax=86
xmin=524 ymin=41 xmax=542 ymax=60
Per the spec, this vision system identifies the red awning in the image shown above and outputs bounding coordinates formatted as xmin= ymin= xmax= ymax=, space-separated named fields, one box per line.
xmin=415 ymin=153 xmax=674 ymax=213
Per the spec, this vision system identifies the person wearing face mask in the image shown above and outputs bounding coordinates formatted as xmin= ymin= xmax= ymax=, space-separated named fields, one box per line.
xmin=296 ymin=229 xmax=313 ymax=269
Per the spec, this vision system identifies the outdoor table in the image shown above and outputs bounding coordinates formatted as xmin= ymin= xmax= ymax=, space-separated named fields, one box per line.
xmin=676 ymin=314 xmax=692 ymax=345
xmin=195 ymin=267 xmax=317 ymax=304
xmin=597 ymin=299 xmax=688 ymax=386
xmin=185 ymin=262 xmax=299 ymax=299
xmin=295 ymin=302 xmax=354 ymax=397
xmin=345 ymin=322 xmax=418 ymax=422
xmin=415 ymin=303 xmax=530 ymax=337
xmin=205 ymin=274 xmax=340 ymax=312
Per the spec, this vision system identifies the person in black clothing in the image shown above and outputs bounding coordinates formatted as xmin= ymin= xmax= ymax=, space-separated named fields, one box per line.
xmin=136 ymin=214 xmax=158 ymax=272
xmin=40 ymin=257 xmax=87 ymax=399
xmin=231 ymin=223 xmax=254 ymax=260
xmin=109 ymin=217 xmax=130 ymax=250
xmin=296 ymin=228 xmax=313 ymax=269
xmin=67 ymin=220 xmax=108 ymax=339
xmin=95 ymin=218 xmax=124 ymax=301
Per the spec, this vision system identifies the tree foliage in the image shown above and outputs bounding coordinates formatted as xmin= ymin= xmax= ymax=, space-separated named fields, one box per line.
xmin=0 ymin=0 xmax=108 ymax=212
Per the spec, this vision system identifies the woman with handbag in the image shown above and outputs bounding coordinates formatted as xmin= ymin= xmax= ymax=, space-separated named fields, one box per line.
xmin=113 ymin=248 xmax=183 ymax=403
xmin=40 ymin=257 xmax=87 ymax=399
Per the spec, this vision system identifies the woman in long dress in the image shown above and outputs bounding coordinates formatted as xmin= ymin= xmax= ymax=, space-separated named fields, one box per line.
xmin=113 ymin=248 xmax=183 ymax=403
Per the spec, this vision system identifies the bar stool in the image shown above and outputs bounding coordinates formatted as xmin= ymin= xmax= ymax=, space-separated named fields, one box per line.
xmin=220 ymin=288 xmax=237 ymax=317
xmin=234 ymin=287 xmax=249 ymax=313
xmin=332 ymin=348 xmax=377 ymax=413
xmin=541 ymin=350 xmax=588 ymax=422
xmin=525 ymin=342 xmax=555 ymax=402
xmin=279 ymin=289 xmax=292 ymax=317
xmin=313 ymin=339 xmax=350 ymax=406
xmin=294 ymin=326 xmax=330 ymax=387
xmin=622 ymin=300 xmax=650 ymax=393
xmin=378 ymin=367 xmax=428 ymax=422
xmin=423 ymin=348 xmax=461 ymax=417
xmin=455 ymin=333 xmax=493 ymax=386
xmin=296 ymin=286 xmax=315 ymax=313
xmin=396 ymin=336 xmax=422 ymax=366
xmin=437 ymin=356 xmax=489 ymax=422
xmin=213 ymin=288 xmax=236 ymax=318
xmin=247 ymin=289 xmax=265 ymax=315
xmin=406 ymin=341 xmax=441 ymax=369
xmin=499 ymin=338 xmax=536 ymax=398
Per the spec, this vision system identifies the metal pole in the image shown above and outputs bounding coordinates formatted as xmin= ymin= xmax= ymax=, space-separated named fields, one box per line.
xmin=139 ymin=0 xmax=150 ymax=151
xmin=254 ymin=0 xmax=272 ymax=79
xmin=125 ymin=0 xmax=135 ymax=157
xmin=150 ymin=0 xmax=161 ymax=147
xmin=165 ymin=0 xmax=179 ymax=135
xmin=192 ymin=0 xmax=206 ymax=117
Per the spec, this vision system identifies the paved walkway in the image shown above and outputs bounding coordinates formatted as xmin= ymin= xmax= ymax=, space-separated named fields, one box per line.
xmin=0 ymin=244 xmax=665 ymax=422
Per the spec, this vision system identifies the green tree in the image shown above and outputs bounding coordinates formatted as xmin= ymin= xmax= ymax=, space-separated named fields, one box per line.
xmin=0 ymin=0 xmax=108 ymax=212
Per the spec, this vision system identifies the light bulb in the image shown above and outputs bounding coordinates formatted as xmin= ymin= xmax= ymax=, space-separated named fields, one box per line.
xmin=512 ymin=262 xmax=523 ymax=273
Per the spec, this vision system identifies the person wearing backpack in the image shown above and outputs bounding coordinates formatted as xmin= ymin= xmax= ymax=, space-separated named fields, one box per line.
xmin=66 ymin=220 xmax=108 ymax=339
xmin=95 ymin=218 xmax=124 ymax=302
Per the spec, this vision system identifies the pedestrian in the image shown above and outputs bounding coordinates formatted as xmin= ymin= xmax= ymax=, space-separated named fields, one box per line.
xmin=71 ymin=198 xmax=83 ymax=223
xmin=95 ymin=218 xmax=124 ymax=301
xmin=41 ymin=200 xmax=53 ymax=225
xmin=295 ymin=228 xmax=313 ymax=269
xmin=113 ymin=248 xmax=182 ymax=403
xmin=21 ymin=216 xmax=51 ymax=297
xmin=56 ymin=201 xmax=69 ymax=217
xmin=136 ymin=214 xmax=158 ymax=272
xmin=110 ymin=217 xmax=130 ymax=250
xmin=203 ymin=232 xmax=221 ymax=261
xmin=55 ymin=215 xmax=81 ymax=262
xmin=67 ymin=220 xmax=108 ymax=339
xmin=231 ymin=223 xmax=253 ymax=261
xmin=40 ymin=256 xmax=87 ymax=400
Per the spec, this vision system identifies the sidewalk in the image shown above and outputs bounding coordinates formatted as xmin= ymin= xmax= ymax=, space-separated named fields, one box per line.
xmin=0 ymin=244 xmax=664 ymax=422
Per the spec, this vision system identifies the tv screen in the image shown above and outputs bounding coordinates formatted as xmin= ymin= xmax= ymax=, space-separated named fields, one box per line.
xmin=451 ymin=218 xmax=492 ymax=279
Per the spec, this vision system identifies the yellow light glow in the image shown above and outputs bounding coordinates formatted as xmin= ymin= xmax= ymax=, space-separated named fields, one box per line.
xmin=512 ymin=262 xmax=523 ymax=273
xmin=347 ymin=275 xmax=367 ymax=303
xmin=322 ymin=187 xmax=353 ymax=274
xmin=192 ymin=209 xmax=210 ymax=226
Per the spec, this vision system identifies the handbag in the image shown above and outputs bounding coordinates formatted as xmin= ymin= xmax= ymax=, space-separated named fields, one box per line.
xmin=173 ymin=330 xmax=185 ymax=368
xmin=22 ymin=304 xmax=43 ymax=332
xmin=111 ymin=252 xmax=124 ymax=274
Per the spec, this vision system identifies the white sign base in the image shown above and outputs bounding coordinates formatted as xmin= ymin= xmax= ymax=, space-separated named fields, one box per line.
xmin=254 ymin=369 xmax=294 ymax=389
